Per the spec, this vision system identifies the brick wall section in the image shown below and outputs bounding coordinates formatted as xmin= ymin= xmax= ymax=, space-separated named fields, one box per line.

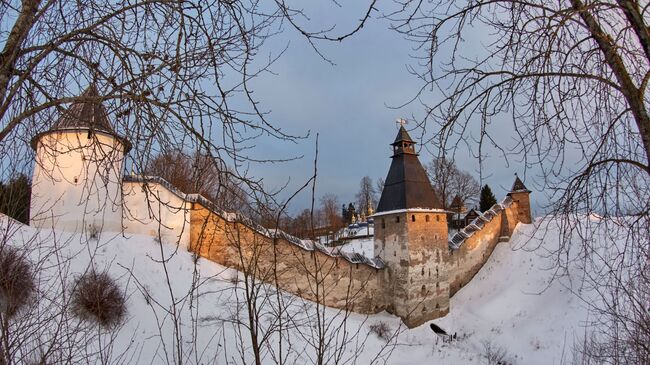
xmin=189 ymin=204 xmax=385 ymax=313
xmin=188 ymin=191 xmax=531 ymax=328
xmin=447 ymin=213 xmax=502 ymax=296
xmin=447 ymin=193 xmax=531 ymax=297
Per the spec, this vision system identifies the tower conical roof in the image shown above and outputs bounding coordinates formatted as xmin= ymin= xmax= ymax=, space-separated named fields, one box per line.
xmin=50 ymin=85 xmax=116 ymax=133
xmin=450 ymin=195 xmax=464 ymax=211
xmin=376 ymin=127 xmax=442 ymax=212
xmin=31 ymin=85 xmax=131 ymax=151
xmin=509 ymin=175 xmax=531 ymax=193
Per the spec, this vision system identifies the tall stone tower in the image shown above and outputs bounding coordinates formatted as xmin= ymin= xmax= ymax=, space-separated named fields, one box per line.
xmin=30 ymin=85 xmax=131 ymax=234
xmin=373 ymin=126 xmax=449 ymax=327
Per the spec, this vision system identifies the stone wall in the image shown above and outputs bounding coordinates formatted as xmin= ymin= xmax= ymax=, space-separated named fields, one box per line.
xmin=185 ymin=192 xmax=531 ymax=328
xmin=122 ymin=180 xmax=192 ymax=249
xmin=447 ymin=212 xmax=503 ymax=296
xmin=447 ymin=193 xmax=531 ymax=297
xmin=189 ymin=204 xmax=385 ymax=313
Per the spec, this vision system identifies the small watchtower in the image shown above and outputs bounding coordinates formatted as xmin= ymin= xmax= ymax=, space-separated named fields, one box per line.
xmin=507 ymin=175 xmax=532 ymax=224
xmin=373 ymin=125 xmax=449 ymax=327
xmin=30 ymin=85 xmax=131 ymax=234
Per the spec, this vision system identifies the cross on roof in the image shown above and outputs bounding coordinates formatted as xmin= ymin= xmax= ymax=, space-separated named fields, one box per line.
xmin=396 ymin=118 xmax=408 ymax=127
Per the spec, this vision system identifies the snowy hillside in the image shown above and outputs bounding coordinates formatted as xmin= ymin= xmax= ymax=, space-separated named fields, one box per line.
xmin=1 ymin=214 xmax=605 ymax=364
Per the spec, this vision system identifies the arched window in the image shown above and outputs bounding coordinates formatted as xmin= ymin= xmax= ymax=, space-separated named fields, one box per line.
xmin=436 ymin=215 xmax=440 ymax=222
xmin=425 ymin=215 xmax=430 ymax=222
xmin=411 ymin=215 xmax=415 ymax=222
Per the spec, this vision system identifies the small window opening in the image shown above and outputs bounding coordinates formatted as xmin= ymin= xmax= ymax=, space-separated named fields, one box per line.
xmin=396 ymin=216 xmax=400 ymax=223
xmin=436 ymin=215 xmax=440 ymax=222
xmin=411 ymin=215 xmax=416 ymax=222
xmin=381 ymin=219 xmax=385 ymax=229
xmin=73 ymin=177 xmax=78 ymax=183
xmin=425 ymin=215 xmax=430 ymax=222
xmin=87 ymin=130 xmax=92 ymax=139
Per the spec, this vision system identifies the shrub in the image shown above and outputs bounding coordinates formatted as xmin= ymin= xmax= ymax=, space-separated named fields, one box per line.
xmin=0 ymin=246 xmax=35 ymax=317
xmin=369 ymin=321 xmax=392 ymax=341
xmin=482 ymin=340 xmax=511 ymax=365
xmin=71 ymin=270 xmax=126 ymax=328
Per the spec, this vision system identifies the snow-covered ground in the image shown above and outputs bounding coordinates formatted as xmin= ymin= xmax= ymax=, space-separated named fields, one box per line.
xmin=1 ymin=214 xmax=607 ymax=364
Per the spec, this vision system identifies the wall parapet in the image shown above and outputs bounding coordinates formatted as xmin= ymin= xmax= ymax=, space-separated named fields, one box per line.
xmin=448 ymin=195 xmax=514 ymax=250
xmin=123 ymin=174 xmax=385 ymax=269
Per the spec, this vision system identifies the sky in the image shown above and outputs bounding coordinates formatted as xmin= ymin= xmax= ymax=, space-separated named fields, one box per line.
xmin=236 ymin=2 xmax=538 ymax=215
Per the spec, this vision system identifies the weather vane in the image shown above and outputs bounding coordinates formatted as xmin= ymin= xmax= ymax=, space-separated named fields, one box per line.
xmin=396 ymin=118 xmax=408 ymax=127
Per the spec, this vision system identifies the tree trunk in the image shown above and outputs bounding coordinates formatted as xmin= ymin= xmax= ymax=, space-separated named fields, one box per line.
xmin=0 ymin=0 xmax=42 ymax=122
xmin=571 ymin=0 xmax=650 ymax=170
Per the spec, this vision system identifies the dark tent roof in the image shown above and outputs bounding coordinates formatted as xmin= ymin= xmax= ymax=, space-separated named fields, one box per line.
xmin=510 ymin=175 xmax=531 ymax=193
xmin=31 ymin=85 xmax=131 ymax=152
xmin=376 ymin=126 xmax=442 ymax=212
xmin=450 ymin=195 xmax=464 ymax=209
xmin=51 ymin=85 xmax=115 ymax=132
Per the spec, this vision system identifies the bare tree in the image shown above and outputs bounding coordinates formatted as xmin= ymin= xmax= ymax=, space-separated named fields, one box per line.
xmin=319 ymin=194 xmax=343 ymax=233
xmin=145 ymin=149 xmax=250 ymax=212
xmin=391 ymin=0 xmax=650 ymax=361
xmin=425 ymin=157 xmax=479 ymax=209
xmin=355 ymin=176 xmax=377 ymax=216
xmin=375 ymin=177 xmax=385 ymax=196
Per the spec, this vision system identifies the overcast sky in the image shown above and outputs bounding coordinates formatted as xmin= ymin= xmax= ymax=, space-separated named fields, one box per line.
xmin=236 ymin=2 xmax=538 ymax=215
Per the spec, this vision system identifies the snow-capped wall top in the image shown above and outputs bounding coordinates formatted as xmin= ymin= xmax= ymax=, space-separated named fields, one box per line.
xmin=370 ymin=208 xmax=448 ymax=217
xmin=124 ymin=174 xmax=385 ymax=269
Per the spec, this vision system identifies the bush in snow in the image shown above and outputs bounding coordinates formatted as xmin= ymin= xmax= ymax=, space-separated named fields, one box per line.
xmin=482 ymin=340 xmax=512 ymax=365
xmin=0 ymin=246 xmax=35 ymax=317
xmin=71 ymin=270 xmax=126 ymax=328
xmin=369 ymin=321 xmax=392 ymax=341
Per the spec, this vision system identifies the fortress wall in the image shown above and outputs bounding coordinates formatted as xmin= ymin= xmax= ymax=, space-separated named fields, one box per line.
xmin=447 ymin=199 xmax=528 ymax=297
xmin=189 ymin=204 xmax=385 ymax=313
xmin=447 ymin=213 xmax=502 ymax=296
xmin=122 ymin=181 xmax=192 ymax=249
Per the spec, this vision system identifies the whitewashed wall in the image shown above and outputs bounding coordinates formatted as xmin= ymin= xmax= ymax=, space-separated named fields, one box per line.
xmin=122 ymin=180 xmax=191 ymax=249
xmin=30 ymin=131 xmax=125 ymax=234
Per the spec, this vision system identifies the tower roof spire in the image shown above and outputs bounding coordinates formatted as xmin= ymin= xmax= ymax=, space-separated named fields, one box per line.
xmin=376 ymin=125 xmax=442 ymax=212
xmin=392 ymin=125 xmax=414 ymax=145
xmin=509 ymin=174 xmax=531 ymax=193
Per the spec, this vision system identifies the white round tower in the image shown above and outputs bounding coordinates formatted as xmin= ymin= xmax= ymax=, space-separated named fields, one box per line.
xmin=30 ymin=85 xmax=131 ymax=235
